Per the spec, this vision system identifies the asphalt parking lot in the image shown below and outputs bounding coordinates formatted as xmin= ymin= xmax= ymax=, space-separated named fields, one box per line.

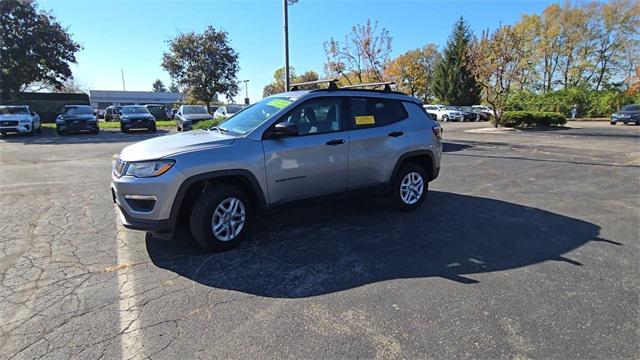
xmin=1 ymin=121 xmax=638 ymax=359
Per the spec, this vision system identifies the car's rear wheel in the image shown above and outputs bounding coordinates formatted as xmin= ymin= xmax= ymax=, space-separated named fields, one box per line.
xmin=121 ymin=126 xmax=128 ymax=133
xmin=190 ymin=185 xmax=252 ymax=252
xmin=392 ymin=164 xmax=428 ymax=211
xmin=610 ymin=121 xmax=616 ymax=125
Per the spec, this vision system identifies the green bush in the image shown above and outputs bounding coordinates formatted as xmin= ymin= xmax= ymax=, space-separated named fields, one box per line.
xmin=192 ymin=118 xmax=222 ymax=130
xmin=499 ymin=111 xmax=567 ymax=128
xmin=505 ymin=88 xmax=639 ymax=118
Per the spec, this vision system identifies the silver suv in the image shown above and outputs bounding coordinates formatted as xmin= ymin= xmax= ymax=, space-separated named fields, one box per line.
xmin=111 ymin=88 xmax=442 ymax=251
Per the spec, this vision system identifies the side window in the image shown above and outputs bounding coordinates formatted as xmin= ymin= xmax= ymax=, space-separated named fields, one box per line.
xmin=349 ymin=98 xmax=408 ymax=128
xmin=277 ymin=97 xmax=342 ymax=136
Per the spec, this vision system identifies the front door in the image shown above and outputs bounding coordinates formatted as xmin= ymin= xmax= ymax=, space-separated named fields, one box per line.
xmin=262 ymin=97 xmax=349 ymax=204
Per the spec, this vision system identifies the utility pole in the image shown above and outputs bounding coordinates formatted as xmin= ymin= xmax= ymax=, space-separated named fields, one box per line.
xmin=283 ymin=0 xmax=298 ymax=92
xmin=242 ymin=80 xmax=250 ymax=105
xmin=120 ymin=68 xmax=126 ymax=91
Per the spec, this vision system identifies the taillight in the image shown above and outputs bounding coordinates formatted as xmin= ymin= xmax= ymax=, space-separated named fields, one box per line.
xmin=432 ymin=125 xmax=443 ymax=139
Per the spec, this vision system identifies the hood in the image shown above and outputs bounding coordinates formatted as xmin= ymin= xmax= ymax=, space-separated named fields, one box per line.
xmin=0 ymin=114 xmax=30 ymax=121
xmin=183 ymin=114 xmax=213 ymax=121
xmin=119 ymin=130 xmax=235 ymax=161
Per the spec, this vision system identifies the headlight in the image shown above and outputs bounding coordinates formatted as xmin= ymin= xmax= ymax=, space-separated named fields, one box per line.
xmin=150 ymin=116 xmax=156 ymax=121
xmin=121 ymin=117 xmax=129 ymax=122
xmin=123 ymin=160 xmax=175 ymax=178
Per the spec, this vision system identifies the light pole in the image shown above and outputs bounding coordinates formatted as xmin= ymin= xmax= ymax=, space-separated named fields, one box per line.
xmin=242 ymin=79 xmax=250 ymax=105
xmin=284 ymin=0 xmax=298 ymax=91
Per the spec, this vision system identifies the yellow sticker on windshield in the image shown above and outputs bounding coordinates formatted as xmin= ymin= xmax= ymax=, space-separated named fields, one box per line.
xmin=267 ymin=99 xmax=292 ymax=109
xmin=355 ymin=115 xmax=375 ymax=125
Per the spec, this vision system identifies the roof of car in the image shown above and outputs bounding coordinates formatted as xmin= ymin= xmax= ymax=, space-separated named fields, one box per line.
xmin=272 ymin=89 xmax=421 ymax=104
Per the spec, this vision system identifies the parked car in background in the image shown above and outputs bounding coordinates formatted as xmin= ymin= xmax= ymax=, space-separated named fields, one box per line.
xmin=95 ymin=108 xmax=106 ymax=119
xmin=117 ymin=105 xmax=157 ymax=133
xmin=213 ymin=104 xmax=243 ymax=121
xmin=610 ymin=104 xmax=640 ymax=125
xmin=455 ymin=106 xmax=476 ymax=122
xmin=56 ymin=105 xmax=99 ymax=135
xmin=111 ymin=88 xmax=442 ymax=251
xmin=175 ymin=105 xmax=213 ymax=131
xmin=145 ymin=104 xmax=169 ymax=120
xmin=460 ymin=106 xmax=489 ymax=121
xmin=0 ymin=105 xmax=42 ymax=136
xmin=472 ymin=105 xmax=494 ymax=119
xmin=105 ymin=106 xmax=120 ymax=122
xmin=423 ymin=105 xmax=464 ymax=122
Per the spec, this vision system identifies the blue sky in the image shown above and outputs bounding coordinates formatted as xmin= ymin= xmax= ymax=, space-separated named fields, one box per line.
xmin=39 ymin=0 xmax=559 ymax=103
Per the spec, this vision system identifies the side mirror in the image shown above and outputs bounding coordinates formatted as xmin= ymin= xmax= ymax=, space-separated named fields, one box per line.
xmin=272 ymin=122 xmax=298 ymax=138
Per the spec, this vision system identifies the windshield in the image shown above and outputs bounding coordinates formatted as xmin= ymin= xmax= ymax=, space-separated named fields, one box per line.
xmin=182 ymin=105 xmax=209 ymax=114
xmin=226 ymin=105 xmax=242 ymax=114
xmin=218 ymin=97 xmax=296 ymax=135
xmin=121 ymin=106 xmax=149 ymax=114
xmin=62 ymin=106 xmax=93 ymax=115
xmin=0 ymin=106 xmax=29 ymax=115
xmin=622 ymin=104 xmax=640 ymax=111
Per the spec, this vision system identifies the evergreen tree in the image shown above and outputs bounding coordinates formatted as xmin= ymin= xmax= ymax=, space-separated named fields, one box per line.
xmin=431 ymin=17 xmax=481 ymax=105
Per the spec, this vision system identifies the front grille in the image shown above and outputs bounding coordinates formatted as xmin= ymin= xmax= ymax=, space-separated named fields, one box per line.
xmin=0 ymin=121 xmax=18 ymax=126
xmin=65 ymin=119 xmax=87 ymax=126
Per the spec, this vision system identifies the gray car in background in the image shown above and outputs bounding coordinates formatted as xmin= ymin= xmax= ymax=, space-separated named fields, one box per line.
xmin=111 ymin=88 xmax=442 ymax=251
xmin=175 ymin=105 xmax=213 ymax=131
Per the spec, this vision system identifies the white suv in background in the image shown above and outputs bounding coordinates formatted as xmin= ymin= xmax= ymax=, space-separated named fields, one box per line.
xmin=0 ymin=105 xmax=42 ymax=135
xmin=423 ymin=105 xmax=464 ymax=122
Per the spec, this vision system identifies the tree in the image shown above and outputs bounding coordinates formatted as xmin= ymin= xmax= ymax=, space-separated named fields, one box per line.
xmin=431 ymin=17 xmax=481 ymax=105
xmin=152 ymin=79 xmax=167 ymax=92
xmin=0 ymin=0 xmax=81 ymax=98
xmin=469 ymin=25 xmax=530 ymax=126
xmin=386 ymin=44 xmax=441 ymax=102
xmin=168 ymin=82 xmax=179 ymax=93
xmin=323 ymin=19 xmax=392 ymax=85
xmin=162 ymin=26 xmax=239 ymax=109
xmin=262 ymin=67 xmax=319 ymax=97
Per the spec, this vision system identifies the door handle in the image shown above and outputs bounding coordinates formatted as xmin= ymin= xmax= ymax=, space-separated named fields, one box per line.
xmin=326 ymin=139 xmax=346 ymax=146
xmin=388 ymin=131 xmax=404 ymax=137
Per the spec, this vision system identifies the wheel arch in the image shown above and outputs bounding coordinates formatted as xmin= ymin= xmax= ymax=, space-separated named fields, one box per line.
xmin=391 ymin=150 xmax=437 ymax=182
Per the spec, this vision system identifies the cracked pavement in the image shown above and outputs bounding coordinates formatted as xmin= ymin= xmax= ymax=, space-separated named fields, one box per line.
xmin=0 ymin=123 xmax=638 ymax=359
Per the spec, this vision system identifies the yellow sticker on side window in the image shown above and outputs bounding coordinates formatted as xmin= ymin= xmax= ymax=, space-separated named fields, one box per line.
xmin=267 ymin=99 xmax=292 ymax=109
xmin=355 ymin=115 xmax=375 ymax=125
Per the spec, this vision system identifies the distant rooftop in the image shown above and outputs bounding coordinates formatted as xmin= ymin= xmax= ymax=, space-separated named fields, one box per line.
xmin=89 ymin=90 xmax=181 ymax=104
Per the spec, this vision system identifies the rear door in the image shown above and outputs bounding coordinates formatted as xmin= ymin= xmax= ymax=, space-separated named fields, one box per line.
xmin=346 ymin=97 xmax=412 ymax=188
xmin=262 ymin=97 xmax=349 ymax=204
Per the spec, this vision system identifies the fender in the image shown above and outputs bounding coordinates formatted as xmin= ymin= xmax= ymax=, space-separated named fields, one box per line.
xmin=390 ymin=150 xmax=439 ymax=182
xmin=167 ymin=169 xmax=268 ymax=227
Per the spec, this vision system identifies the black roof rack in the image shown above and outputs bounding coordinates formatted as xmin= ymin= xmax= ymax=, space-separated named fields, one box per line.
xmin=289 ymin=79 xmax=339 ymax=91
xmin=341 ymin=81 xmax=396 ymax=92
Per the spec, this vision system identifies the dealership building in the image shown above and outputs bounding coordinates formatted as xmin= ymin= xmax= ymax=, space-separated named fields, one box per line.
xmin=89 ymin=90 xmax=182 ymax=109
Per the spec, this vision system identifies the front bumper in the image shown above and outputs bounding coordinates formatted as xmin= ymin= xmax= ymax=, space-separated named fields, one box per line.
xmin=0 ymin=123 xmax=32 ymax=133
xmin=122 ymin=119 xmax=155 ymax=130
xmin=58 ymin=121 xmax=98 ymax=132
xmin=110 ymin=165 xmax=187 ymax=232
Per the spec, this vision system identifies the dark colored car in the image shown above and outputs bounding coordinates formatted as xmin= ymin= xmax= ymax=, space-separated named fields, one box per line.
xmin=455 ymin=107 xmax=476 ymax=122
xmin=460 ymin=106 xmax=489 ymax=121
xmin=55 ymin=105 xmax=99 ymax=135
xmin=611 ymin=104 xmax=640 ymax=125
xmin=117 ymin=105 xmax=157 ymax=133
xmin=175 ymin=105 xmax=213 ymax=131
xmin=145 ymin=104 xmax=169 ymax=120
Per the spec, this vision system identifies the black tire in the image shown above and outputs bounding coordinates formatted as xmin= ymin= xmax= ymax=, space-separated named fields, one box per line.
xmin=190 ymin=185 xmax=252 ymax=252
xmin=56 ymin=126 xmax=64 ymax=136
xmin=391 ymin=163 xmax=429 ymax=212
xmin=149 ymin=125 xmax=157 ymax=132
xmin=442 ymin=115 xmax=448 ymax=122
xmin=36 ymin=125 xmax=42 ymax=134
xmin=177 ymin=124 xmax=181 ymax=132
xmin=93 ymin=127 xmax=100 ymax=134
xmin=610 ymin=121 xmax=616 ymax=125
xmin=121 ymin=126 xmax=128 ymax=133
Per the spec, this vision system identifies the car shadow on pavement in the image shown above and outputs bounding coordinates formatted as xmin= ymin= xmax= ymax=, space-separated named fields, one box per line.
xmin=146 ymin=191 xmax=603 ymax=298
xmin=0 ymin=128 xmax=171 ymax=144
xmin=442 ymin=142 xmax=472 ymax=152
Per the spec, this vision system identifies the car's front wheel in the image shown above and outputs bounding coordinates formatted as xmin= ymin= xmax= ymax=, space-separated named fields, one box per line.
xmin=392 ymin=164 xmax=428 ymax=211
xmin=190 ymin=185 xmax=252 ymax=252
xmin=442 ymin=115 xmax=448 ymax=122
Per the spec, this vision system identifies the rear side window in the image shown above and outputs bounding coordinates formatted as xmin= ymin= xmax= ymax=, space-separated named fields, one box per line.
xmin=349 ymin=98 xmax=408 ymax=128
